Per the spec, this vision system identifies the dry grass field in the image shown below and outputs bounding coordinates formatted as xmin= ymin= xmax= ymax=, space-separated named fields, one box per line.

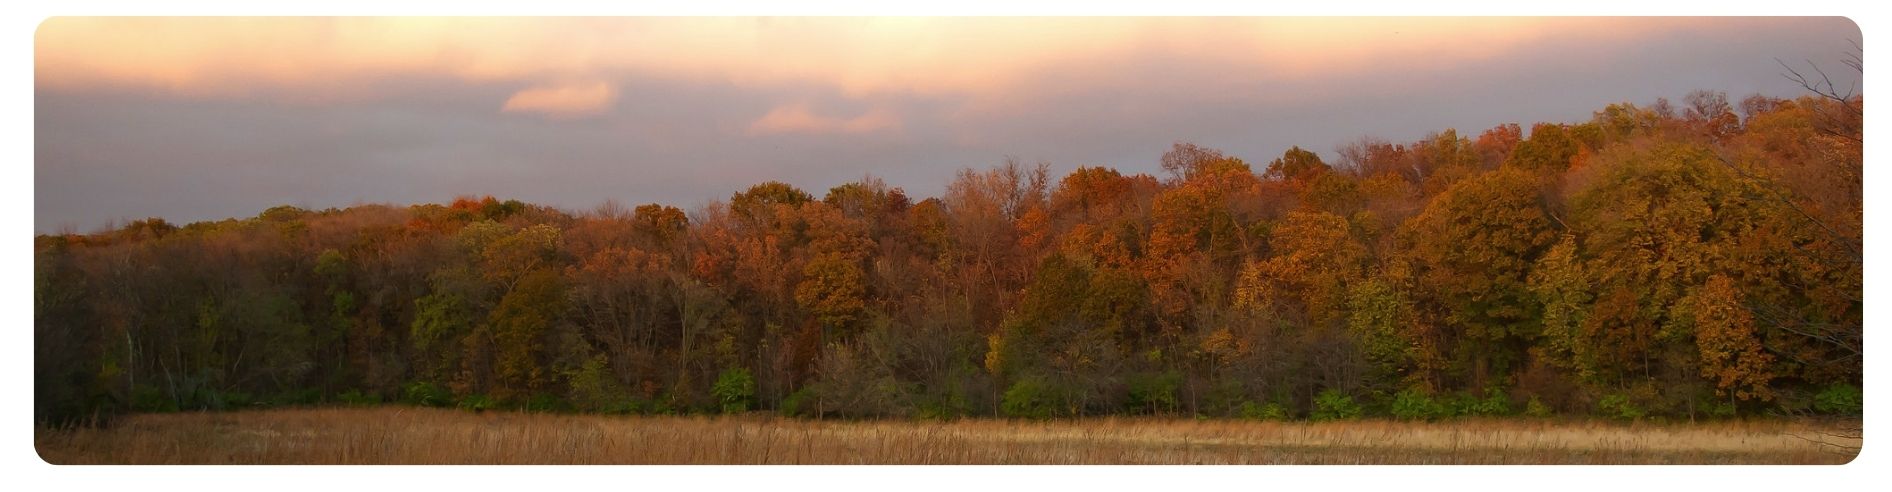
xmin=35 ymin=407 xmax=1860 ymax=465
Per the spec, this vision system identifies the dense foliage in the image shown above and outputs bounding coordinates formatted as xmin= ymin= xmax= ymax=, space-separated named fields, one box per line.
xmin=35 ymin=92 xmax=1861 ymax=424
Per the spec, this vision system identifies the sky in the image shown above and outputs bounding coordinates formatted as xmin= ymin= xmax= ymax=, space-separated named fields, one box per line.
xmin=33 ymin=16 xmax=1863 ymax=233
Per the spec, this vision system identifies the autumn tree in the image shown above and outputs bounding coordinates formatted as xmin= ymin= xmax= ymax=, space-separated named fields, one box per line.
xmin=1401 ymin=168 xmax=1555 ymax=389
xmin=1504 ymin=123 xmax=1583 ymax=174
xmin=33 ymin=93 xmax=1859 ymax=423
xmin=1262 ymin=146 xmax=1331 ymax=185
xmin=1234 ymin=211 xmax=1365 ymax=330
xmin=1145 ymin=143 xmax=1260 ymax=330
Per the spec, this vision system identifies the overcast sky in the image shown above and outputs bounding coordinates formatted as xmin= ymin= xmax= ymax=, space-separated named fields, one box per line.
xmin=33 ymin=17 xmax=1862 ymax=232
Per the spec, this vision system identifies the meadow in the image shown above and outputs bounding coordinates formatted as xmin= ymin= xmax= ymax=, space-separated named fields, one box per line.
xmin=34 ymin=408 xmax=1861 ymax=465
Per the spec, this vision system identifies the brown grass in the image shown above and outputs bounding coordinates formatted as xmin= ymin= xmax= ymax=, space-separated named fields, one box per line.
xmin=34 ymin=407 xmax=1861 ymax=465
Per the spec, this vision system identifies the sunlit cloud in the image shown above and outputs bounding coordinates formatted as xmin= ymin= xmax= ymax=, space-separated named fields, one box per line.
xmin=35 ymin=16 xmax=1860 ymax=232
xmin=34 ymin=17 xmax=1738 ymax=104
xmin=501 ymin=81 xmax=618 ymax=118
xmin=746 ymin=103 xmax=901 ymax=135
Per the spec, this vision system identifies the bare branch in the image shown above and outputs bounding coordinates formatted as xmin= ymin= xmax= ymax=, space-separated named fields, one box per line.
xmin=1775 ymin=40 xmax=1864 ymax=119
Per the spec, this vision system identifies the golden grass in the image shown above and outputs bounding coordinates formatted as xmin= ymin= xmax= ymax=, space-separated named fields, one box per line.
xmin=35 ymin=407 xmax=1861 ymax=465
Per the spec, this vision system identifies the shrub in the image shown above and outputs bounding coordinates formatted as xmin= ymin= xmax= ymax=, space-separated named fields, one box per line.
xmin=1238 ymin=401 xmax=1289 ymax=421
xmin=336 ymin=389 xmax=379 ymax=406
xmin=1598 ymin=393 xmax=1645 ymax=421
xmin=402 ymin=381 xmax=453 ymax=407
xmin=1813 ymin=383 xmax=1863 ymax=415
xmin=644 ymin=394 xmax=678 ymax=416
xmin=457 ymin=394 xmax=495 ymax=412
xmin=1126 ymin=371 xmax=1182 ymax=415
xmin=1001 ymin=376 xmax=1068 ymax=420
xmin=1389 ymin=387 xmax=1446 ymax=421
xmin=915 ymin=383 xmax=973 ymax=421
xmin=1201 ymin=380 xmax=1249 ymax=417
xmin=130 ymin=384 xmax=176 ymax=413
xmin=712 ymin=368 xmax=757 ymax=414
xmin=599 ymin=398 xmax=644 ymax=415
xmin=656 ymin=386 xmax=692 ymax=415
xmin=565 ymin=354 xmax=628 ymax=412
xmin=780 ymin=386 xmax=817 ymax=418
xmin=1465 ymin=386 xmax=1513 ymax=417
xmin=1440 ymin=387 xmax=1511 ymax=418
xmin=221 ymin=391 xmax=256 ymax=409
xmin=1311 ymin=389 xmax=1362 ymax=421
xmin=269 ymin=388 xmax=324 ymax=407
xmin=806 ymin=337 xmax=915 ymax=418
xmin=525 ymin=394 xmax=567 ymax=413
xmin=1524 ymin=396 xmax=1553 ymax=418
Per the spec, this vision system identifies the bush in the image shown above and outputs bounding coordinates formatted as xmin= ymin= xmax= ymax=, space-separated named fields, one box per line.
xmin=645 ymin=394 xmax=679 ymax=416
xmin=1440 ymin=388 xmax=1511 ymax=418
xmin=525 ymin=394 xmax=568 ymax=413
xmin=1524 ymin=396 xmax=1553 ymax=418
xmin=336 ymin=389 xmax=380 ymax=406
xmin=457 ymin=394 xmax=496 ymax=412
xmin=269 ymin=388 xmax=323 ymax=407
xmin=1126 ymin=371 xmax=1182 ymax=415
xmin=1200 ymin=380 xmax=1249 ymax=417
xmin=1311 ymin=389 xmax=1362 ymax=421
xmin=711 ymin=367 xmax=757 ymax=414
xmin=221 ymin=391 xmax=256 ymax=409
xmin=809 ymin=340 xmax=912 ymax=418
xmin=1813 ymin=383 xmax=1863 ymax=415
xmin=595 ymin=398 xmax=643 ymax=415
xmin=780 ymin=386 xmax=817 ymax=418
xmin=1238 ymin=400 xmax=1289 ymax=421
xmin=655 ymin=386 xmax=692 ymax=415
xmin=915 ymin=381 xmax=974 ymax=421
xmin=1598 ymin=393 xmax=1645 ymax=421
xmin=131 ymin=384 xmax=176 ymax=413
xmin=565 ymin=354 xmax=629 ymax=412
xmin=402 ymin=381 xmax=453 ymax=407
xmin=1464 ymin=386 xmax=1512 ymax=417
xmin=1001 ymin=376 xmax=1068 ymax=420
xmin=1389 ymin=387 xmax=1446 ymax=421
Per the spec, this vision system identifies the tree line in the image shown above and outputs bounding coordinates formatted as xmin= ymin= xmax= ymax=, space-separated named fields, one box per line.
xmin=34 ymin=91 xmax=1861 ymax=425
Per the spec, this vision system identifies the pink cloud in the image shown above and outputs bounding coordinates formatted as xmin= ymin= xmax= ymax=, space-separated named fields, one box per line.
xmin=500 ymin=81 xmax=617 ymax=119
xmin=35 ymin=17 xmax=1765 ymax=110
xmin=746 ymin=103 xmax=900 ymax=136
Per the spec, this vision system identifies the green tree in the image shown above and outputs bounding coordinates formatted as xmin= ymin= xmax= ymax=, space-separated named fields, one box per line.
xmin=487 ymin=269 xmax=567 ymax=401
xmin=712 ymin=367 xmax=757 ymax=414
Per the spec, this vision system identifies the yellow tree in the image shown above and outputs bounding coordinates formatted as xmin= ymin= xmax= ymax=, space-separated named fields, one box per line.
xmin=1145 ymin=143 xmax=1260 ymax=329
xmin=1682 ymin=275 xmax=1775 ymax=402
xmin=1233 ymin=210 xmax=1365 ymax=329
xmin=1504 ymin=123 xmax=1582 ymax=174
xmin=1401 ymin=167 xmax=1555 ymax=389
xmin=1560 ymin=140 xmax=1833 ymax=413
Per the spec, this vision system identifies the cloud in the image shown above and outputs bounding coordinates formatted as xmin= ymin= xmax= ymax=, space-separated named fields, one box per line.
xmin=34 ymin=17 xmax=1745 ymax=103
xmin=500 ymin=81 xmax=617 ymax=118
xmin=35 ymin=17 xmax=1863 ymax=232
xmin=746 ymin=103 xmax=900 ymax=135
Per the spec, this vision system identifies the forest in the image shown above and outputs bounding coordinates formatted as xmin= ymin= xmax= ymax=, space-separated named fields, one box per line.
xmin=33 ymin=91 xmax=1862 ymax=426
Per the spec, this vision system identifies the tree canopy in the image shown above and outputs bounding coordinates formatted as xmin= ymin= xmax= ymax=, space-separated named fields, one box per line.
xmin=35 ymin=92 xmax=1862 ymax=424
